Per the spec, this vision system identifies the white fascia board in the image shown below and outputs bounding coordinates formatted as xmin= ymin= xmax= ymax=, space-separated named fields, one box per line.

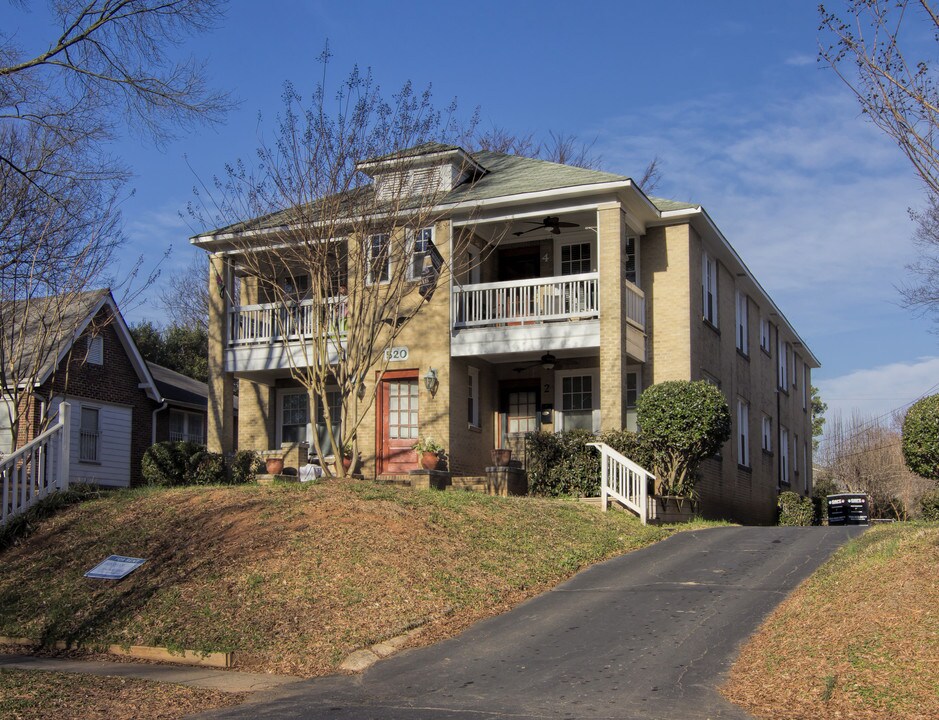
xmin=656 ymin=206 xmax=821 ymax=368
xmin=108 ymin=299 xmax=162 ymax=402
xmin=451 ymin=201 xmax=614 ymax=227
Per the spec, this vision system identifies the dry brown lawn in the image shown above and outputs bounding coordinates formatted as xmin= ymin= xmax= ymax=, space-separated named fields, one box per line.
xmin=0 ymin=481 xmax=679 ymax=677
xmin=722 ymin=523 xmax=939 ymax=720
xmin=0 ymin=668 xmax=244 ymax=719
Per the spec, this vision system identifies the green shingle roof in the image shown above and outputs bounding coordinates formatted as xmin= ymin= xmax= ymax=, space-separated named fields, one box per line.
xmin=194 ymin=145 xmax=699 ymax=237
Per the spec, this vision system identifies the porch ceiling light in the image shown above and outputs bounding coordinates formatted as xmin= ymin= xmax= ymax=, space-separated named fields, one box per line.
xmin=424 ymin=367 xmax=439 ymax=396
xmin=541 ymin=353 xmax=556 ymax=370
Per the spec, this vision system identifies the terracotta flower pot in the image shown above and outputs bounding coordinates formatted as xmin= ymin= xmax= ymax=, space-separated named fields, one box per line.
xmin=265 ymin=457 xmax=284 ymax=475
xmin=420 ymin=451 xmax=440 ymax=470
xmin=491 ymin=448 xmax=512 ymax=467
xmin=342 ymin=455 xmax=353 ymax=472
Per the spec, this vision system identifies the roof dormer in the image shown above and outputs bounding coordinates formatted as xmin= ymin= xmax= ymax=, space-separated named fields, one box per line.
xmin=356 ymin=142 xmax=487 ymax=202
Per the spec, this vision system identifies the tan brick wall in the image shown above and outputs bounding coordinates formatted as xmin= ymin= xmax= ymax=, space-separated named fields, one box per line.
xmin=642 ymin=223 xmax=693 ymax=384
xmin=598 ymin=204 xmax=627 ymax=431
xmin=207 ymin=254 xmax=234 ymax=454
xmin=237 ymin=379 xmax=273 ymax=452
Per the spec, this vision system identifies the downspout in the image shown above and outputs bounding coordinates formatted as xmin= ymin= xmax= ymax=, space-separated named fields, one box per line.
xmin=152 ymin=401 xmax=168 ymax=445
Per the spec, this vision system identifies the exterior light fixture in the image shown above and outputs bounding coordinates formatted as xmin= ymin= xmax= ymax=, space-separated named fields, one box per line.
xmin=423 ymin=367 xmax=439 ymax=396
xmin=541 ymin=353 xmax=556 ymax=370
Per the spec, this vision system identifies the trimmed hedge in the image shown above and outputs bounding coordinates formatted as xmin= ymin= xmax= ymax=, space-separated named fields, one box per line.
xmin=526 ymin=429 xmax=653 ymax=498
xmin=141 ymin=441 xmax=257 ymax=487
xmin=778 ymin=491 xmax=814 ymax=526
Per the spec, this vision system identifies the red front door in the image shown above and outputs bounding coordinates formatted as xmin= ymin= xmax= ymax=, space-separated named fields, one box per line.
xmin=377 ymin=370 xmax=420 ymax=475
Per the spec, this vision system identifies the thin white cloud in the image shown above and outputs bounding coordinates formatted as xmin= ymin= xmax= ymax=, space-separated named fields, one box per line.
xmin=785 ymin=53 xmax=816 ymax=67
xmin=816 ymin=356 xmax=939 ymax=421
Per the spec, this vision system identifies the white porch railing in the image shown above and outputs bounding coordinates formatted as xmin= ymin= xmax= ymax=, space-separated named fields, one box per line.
xmin=228 ymin=297 xmax=347 ymax=346
xmin=624 ymin=280 xmax=645 ymax=329
xmin=1 ymin=402 xmax=71 ymax=527
xmin=588 ymin=442 xmax=651 ymax=524
xmin=452 ymin=273 xmax=600 ymax=328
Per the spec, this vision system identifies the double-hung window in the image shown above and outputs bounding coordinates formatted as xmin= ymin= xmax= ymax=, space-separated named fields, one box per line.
xmin=560 ymin=242 xmax=592 ymax=276
xmin=736 ymin=292 xmax=749 ymax=355
xmin=760 ymin=318 xmax=771 ymax=354
xmin=407 ymin=227 xmax=434 ymax=281
xmin=79 ymin=406 xmax=100 ymax=463
xmin=778 ymin=341 xmax=789 ymax=390
xmin=762 ymin=414 xmax=772 ymax=453
xmin=557 ymin=370 xmax=599 ymax=432
xmin=737 ymin=398 xmax=750 ymax=468
xmin=280 ymin=391 xmax=309 ymax=445
xmin=366 ymin=233 xmax=391 ymax=285
xmin=779 ymin=425 xmax=790 ymax=485
xmin=702 ymin=251 xmax=718 ymax=326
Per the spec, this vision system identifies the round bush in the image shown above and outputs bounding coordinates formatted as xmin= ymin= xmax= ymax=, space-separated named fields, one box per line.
xmin=188 ymin=451 xmax=226 ymax=485
xmin=778 ymin=491 xmax=814 ymax=526
xmin=902 ymin=394 xmax=939 ymax=480
xmin=637 ymin=380 xmax=731 ymax=496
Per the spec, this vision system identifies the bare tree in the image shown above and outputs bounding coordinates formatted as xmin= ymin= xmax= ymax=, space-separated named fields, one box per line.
xmin=817 ymin=410 xmax=934 ymax=518
xmin=190 ymin=59 xmax=489 ymax=476
xmin=819 ymin=1 xmax=939 ymax=323
xmin=0 ymin=0 xmax=229 ymax=448
xmin=158 ymin=254 xmax=209 ymax=332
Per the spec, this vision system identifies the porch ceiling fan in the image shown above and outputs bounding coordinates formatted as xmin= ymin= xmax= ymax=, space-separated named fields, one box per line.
xmin=513 ymin=353 xmax=557 ymax=373
xmin=512 ymin=216 xmax=579 ymax=237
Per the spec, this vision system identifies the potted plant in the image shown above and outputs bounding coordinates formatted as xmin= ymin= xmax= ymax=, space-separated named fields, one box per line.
xmin=341 ymin=443 xmax=355 ymax=472
xmin=491 ymin=448 xmax=512 ymax=467
xmin=262 ymin=451 xmax=285 ymax=475
xmin=412 ymin=437 xmax=444 ymax=470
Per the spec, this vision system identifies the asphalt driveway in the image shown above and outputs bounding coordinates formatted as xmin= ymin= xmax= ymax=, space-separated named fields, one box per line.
xmin=196 ymin=525 xmax=864 ymax=720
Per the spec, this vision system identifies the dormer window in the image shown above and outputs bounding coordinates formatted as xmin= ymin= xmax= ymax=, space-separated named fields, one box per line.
xmin=356 ymin=144 xmax=487 ymax=202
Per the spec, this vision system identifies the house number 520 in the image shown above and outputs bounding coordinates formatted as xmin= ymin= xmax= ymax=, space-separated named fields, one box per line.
xmin=384 ymin=346 xmax=410 ymax=362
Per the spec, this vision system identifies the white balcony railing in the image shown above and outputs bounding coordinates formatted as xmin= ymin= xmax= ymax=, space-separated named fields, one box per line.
xmin=624 ymin=279 xmax=645 ymax=329
xmin=228 ymin=297 xmax=347 ymax=346
xmin=452 ymin=273 xmax=600 ymax=328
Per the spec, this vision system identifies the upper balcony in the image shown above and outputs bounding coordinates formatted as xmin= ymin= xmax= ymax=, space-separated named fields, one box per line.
xmin=450 ymin=272 xmax=645 ymax=360
xmin=223 ymin=274 xmax=645 ymax=372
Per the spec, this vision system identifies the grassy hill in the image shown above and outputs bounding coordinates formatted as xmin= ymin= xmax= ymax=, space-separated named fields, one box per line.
xmin=0 ymin=481 xmax=677 ymax=676
xmin=723 ymin=522 xmax=939 ymax=720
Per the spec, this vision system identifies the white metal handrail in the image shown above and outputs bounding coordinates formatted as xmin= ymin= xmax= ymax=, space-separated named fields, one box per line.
xmin=588 ymin=442 xmax=651 ymax=524
xmin=228 ymin=297 xmax=347 ymax=346
xmin=1 ymin=402 xmax=71 ymax=527
xmin=452 ymin=272 xmax=600 ymax=328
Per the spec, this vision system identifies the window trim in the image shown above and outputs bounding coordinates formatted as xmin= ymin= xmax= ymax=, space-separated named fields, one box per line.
xmin=406 ymin=227 xmax=434 ymax=282
xmin=366 ymin=233 xmax=391 ymax=285
xmin=78 ymin=404 xmax=101 ymax=464
xmin=760 ymin=318 xmax=772 ymax=355
xmin=778 ymin=340 xmax=790 ymax=391
xmin=276 ymin=389 xmax=310 ymax=448
xmin=762 ymin=414 xmax=773 ymax=453
xmin=779 ymin=425 xmax=790 ymax=486
xmin=556 ymin=239 xmax=595 ymax=277
xmin=555 ymin=368 xmax=600 ymax=433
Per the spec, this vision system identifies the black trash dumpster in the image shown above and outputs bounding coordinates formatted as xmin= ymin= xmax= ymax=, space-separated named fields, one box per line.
xmin=827 ymin=493 xmax=870 ymax=526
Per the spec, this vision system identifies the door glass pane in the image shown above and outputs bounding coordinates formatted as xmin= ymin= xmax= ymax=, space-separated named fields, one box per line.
xmin=282 ymin=393 xmax=308 ymax=444
xmin=388 ymin=380 xmax=419 ymax=440
xmin=507 ymin=390 xmax=537 ymax=434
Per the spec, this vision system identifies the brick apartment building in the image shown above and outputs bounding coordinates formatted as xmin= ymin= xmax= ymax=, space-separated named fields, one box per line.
xmin=195 ymin=143 xmax=817 ymax=524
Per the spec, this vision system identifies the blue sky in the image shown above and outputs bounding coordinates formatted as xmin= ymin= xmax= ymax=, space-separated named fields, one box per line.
xmin=5 ymin=0 xmax=938 ymax=424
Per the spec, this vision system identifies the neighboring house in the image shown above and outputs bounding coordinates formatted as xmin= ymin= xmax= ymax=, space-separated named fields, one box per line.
xmin=193 ymin=143 xmax=818 ymax=524
xmin=0 ymin=290 xmax=217 ymax=487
